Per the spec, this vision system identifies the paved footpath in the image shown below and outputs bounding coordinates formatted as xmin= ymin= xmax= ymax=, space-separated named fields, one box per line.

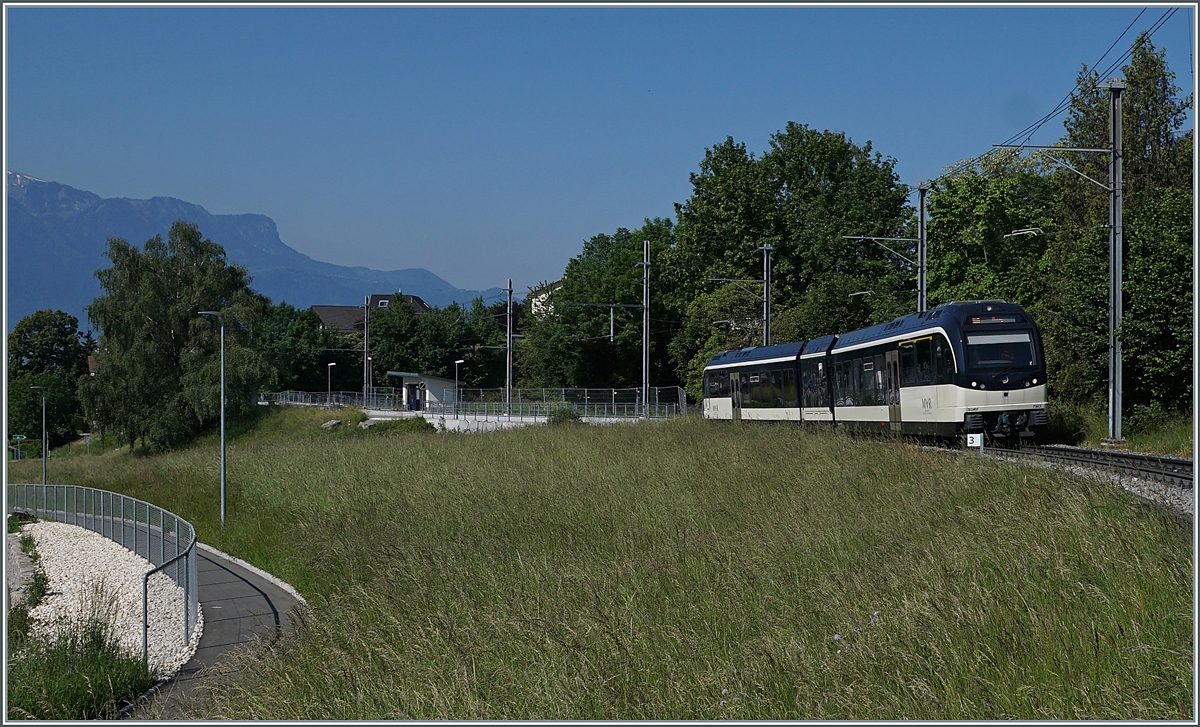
xmin=126 ymin=545 xmax=304 ymax=719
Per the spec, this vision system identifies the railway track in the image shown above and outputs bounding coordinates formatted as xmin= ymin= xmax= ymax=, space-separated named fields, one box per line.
xmin=1012 ymin=444 xmax=1194 ymax=489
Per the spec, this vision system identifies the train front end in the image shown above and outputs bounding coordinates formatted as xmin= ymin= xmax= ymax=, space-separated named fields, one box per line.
xmin=943 ymin=301 xmax=1048 ymax=440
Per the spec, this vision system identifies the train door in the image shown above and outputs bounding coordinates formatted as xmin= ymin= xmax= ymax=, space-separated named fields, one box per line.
xmin=730 ymin=372 xmax=742 ymax=420
xmin=885 ymin=350 xmax=901 ymax=429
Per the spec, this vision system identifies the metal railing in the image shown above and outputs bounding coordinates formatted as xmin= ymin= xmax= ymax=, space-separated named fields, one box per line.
xmin=259 ymin=386 xmax=688 ymax=419
xmin=7 ymin=484 xmax=199 ymax=668
xmin=435 ymin=401 xmax=684 ymax=419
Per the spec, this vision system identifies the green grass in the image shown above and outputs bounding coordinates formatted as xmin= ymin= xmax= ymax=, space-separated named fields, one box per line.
xmin=7 ymin=613 xmax=156 ymax=720
xmin=8 ymin=513 xmax=37 ymax=534
xmin=1044 ymin=400 xmax=1192 ymax=457
xmin=1124 ymin=415 xmax=1194 ymax=459
xmin=6 ymin=537 xmax=155 ymax=720
xmin=7 ymin=517 xmax=44 ymax=648
xmin=8 ymin=407 xmax=1193 ymax=719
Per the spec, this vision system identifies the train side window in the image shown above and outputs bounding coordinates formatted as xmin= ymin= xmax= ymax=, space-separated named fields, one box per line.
xmin=854 ymin=359 xmax=865 ymax=405
xmin=899 ymin=343 xmax=918 ymax=385
xmin=933 ymin=334 xmax=954 ymax=383
xmin=707 ymin=371 xmax=730 ymax=398
xmin=916 ymin=338 xmax=933 ymax=384
xmin=834 ymin=358 xmax=849 ymax=403
xmin=802 ymin=359 xmax=826 ymax=408
xmin=780 ymin=366 xmax=797 ymax=407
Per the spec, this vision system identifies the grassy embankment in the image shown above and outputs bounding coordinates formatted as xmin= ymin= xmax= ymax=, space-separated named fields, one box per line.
xmin=7 ymin=407 xmax=1193 ymax=719
xmin=1046 ymin=401 xmax=1193 ymax=457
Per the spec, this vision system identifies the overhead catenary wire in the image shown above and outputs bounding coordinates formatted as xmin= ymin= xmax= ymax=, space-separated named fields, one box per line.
xmin=939 ymin=7 xmax=1179 ymax=181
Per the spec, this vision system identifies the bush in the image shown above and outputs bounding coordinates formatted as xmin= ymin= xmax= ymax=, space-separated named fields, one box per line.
xmin=368 ymin=417 xmax=436 ymax=434
xmin=546 ymin=407 xmax=584 ymax=426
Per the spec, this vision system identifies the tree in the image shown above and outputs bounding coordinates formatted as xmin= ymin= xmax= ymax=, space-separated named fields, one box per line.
xmin=7 ymin=310 xmax=94 ymax=447
xmin=1040 ymin=34 xmax=1193 ymax=410
xmin=8 ymin=309 xmax=93 ymax=380
xmin=926 ymin=154 xmax=1056 ymax=308
xmin=79 ymin=220 xmax=271 ymax=451
xmin=367 ymin=295 xmax=506 ymax=391
xmin=1120 ymin=189 xmax=1192 ymax=422
xmin=664 ymin=123 xmax=913 ymax=395
xmin=255 ymin=302 xmax=345 ymax=391
xmin=517 ymin=220 xmax=677 ymax=389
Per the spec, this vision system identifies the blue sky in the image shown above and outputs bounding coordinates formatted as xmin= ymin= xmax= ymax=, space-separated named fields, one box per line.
xmin=5 ymin=5 xmax=1194 ymax=294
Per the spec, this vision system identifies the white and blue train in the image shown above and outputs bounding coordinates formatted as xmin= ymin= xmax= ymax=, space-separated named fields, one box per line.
xmin=702 ymin=300 xmax=1048 ymax=439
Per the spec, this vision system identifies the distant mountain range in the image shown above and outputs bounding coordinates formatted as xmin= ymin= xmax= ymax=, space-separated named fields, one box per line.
xmin=5 ymin=172 xmax=504 ymax=331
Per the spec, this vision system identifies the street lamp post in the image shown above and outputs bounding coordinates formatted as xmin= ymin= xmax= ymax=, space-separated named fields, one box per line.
xmin=366 ymin=356 xmax=373 ymax=407
xmin=327 ymin=362 xmax=336 ymax=403
xmin=454 ymin=359 xmax=465 ymax=417
xmin=29 ymin=385 xmax=46 ymax=485
xmin=198 ymin=311 xmax=226 ymax=527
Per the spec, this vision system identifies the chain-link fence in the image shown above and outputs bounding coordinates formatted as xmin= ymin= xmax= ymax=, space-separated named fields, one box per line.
xmin=7 ymin=484 xmax=199 ymax=667
xmin=260 ymin=386 xmax=688 ymax=418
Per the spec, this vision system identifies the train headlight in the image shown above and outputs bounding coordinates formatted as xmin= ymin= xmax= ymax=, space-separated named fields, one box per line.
xmin=1032 ymin=378 xmax=1038 ymax=385
xmin=971 ymin=381 xmax=977 ymax=388
xmin=979 ymin=384 xmax=986 ymax=390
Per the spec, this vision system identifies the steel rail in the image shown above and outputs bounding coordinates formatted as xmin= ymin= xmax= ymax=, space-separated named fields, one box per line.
xmin=1014 ymin=444 xmax=1194 ymax=489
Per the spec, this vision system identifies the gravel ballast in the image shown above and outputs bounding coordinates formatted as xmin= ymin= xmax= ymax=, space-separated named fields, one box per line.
xmin=21 ymin=520 xmax=203 ymax=677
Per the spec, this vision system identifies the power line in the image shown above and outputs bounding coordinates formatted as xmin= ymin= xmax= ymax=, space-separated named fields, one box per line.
xmin=940 ymin=8 xmax=1176 ymax=181
xmin=1006 ymin=9 xmax=1148 ymax=147
xmin=1009 ymin=8 xmax=1176 ymax=146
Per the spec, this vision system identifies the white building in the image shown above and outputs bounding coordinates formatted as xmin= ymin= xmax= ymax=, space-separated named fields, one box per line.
xmin=386 ymin=371 xmax=460 ymax=411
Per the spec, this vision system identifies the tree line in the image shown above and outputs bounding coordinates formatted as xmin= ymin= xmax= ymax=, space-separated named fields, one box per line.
xmin=8 ymin=223 xmax=511 ymax=453
xmin=516 ymin=34 xmax=1192 ymax=431
xmin=7 ymin=35 xmax=1190 ymax=452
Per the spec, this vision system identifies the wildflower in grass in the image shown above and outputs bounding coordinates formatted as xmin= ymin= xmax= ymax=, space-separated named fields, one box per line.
xmin=833 ymin=634 xmax=842 ymax=641
xmin=721 ymin=689 xmax=728 ymax=695
xmin=719 ymin=700 xmax=727 ymax=707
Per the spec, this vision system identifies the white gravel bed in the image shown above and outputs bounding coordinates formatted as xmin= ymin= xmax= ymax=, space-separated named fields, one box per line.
xmin=21 ymin=520 xmax=203 ymax=677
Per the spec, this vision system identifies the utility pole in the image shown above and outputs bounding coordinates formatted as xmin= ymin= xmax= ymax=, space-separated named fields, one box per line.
xmin=757 ymin=243 xmax=773 ymax=345
xmin=1103 ymin=78 xmax=1125 ymax=443
xmin=506 ymin=278 xmax=513 ymax=417
xmin=843 ymin=183 xmax=927 ymax=312
xmin=994 ymin=79 xmax=1125 ymax=443
xmin=917 ymin=183 xmax=928 ymax=313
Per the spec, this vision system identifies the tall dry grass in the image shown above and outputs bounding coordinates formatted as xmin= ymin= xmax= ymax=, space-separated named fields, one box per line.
xmin=9 ymin=407 xmax=1192 ymax=719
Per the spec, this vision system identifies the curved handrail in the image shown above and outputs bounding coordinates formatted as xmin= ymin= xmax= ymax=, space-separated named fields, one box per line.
xmin=6 ymin=483 xmax=199 ymax=668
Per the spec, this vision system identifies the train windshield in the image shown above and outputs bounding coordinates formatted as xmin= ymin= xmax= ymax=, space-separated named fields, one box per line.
xmin=965 ymin=331 xmax=1037 ymax=370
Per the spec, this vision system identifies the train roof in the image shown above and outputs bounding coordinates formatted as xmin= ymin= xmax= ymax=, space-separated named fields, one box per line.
xmin=799 ymin=335 xmax=837 ymax=356
xmin=832 ymin=300 xmax=1031 ymax=350
xmin=706 ymin=341 xmax=805 ymax=367
xmin=702 ymin=301 xmax=1033 ymax=370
